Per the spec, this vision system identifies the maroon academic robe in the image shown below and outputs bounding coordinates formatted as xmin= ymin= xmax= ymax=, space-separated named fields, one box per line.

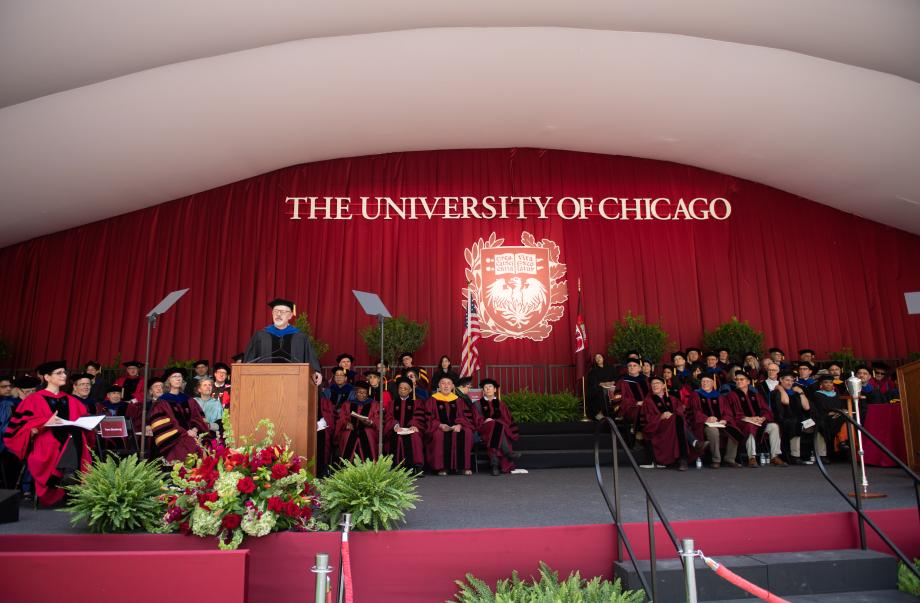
xmin=616 ymin=375 xmax=650 ymax=426
xmin=316 ymin=397 xmax=336 ymax=472
xmin=687 ymin=390 xmax=743 ymax=444
xmin=334 ymin=401 xmax=381 ymax=461
xmin=641 ymin=393 xmax=691 ymax=466
xmin=726 ymin=387 xmax=773 ymax=442
xmin=478 ymin=397 xmax=520 ymax=473
xmin=3 ymin=390 xmax=92 ymax=506
xmin=426 ymin=395 xmax=474 ymax=472
xmin=383 ymin=395 xmax=426 ymax=468
xmin=148 ymin=394 xmax=210 ymax=463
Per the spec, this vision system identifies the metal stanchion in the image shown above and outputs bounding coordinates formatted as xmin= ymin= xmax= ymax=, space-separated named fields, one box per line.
xmin=681 ymin=538 xmax=699 ymax=603
xmin=311 ymin=553 xmax=333 ymax=603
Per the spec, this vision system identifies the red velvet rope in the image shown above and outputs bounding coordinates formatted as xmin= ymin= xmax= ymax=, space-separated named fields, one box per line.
xmin=702 ymin=554 xmax=791 ymax=603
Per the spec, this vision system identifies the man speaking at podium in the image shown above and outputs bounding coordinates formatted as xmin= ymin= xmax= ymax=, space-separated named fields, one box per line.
xmin=243 ymin=298 xmax=323 ymax=383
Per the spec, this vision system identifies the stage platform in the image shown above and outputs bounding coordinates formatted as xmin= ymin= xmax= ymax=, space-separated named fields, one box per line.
xmin=1 ymin=463 xmax=914 ymax=534
xmin=1 ymin=464 xmax=917 ymax=602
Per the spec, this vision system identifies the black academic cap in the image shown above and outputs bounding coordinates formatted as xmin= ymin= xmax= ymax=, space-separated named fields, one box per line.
xmin=768 ymin=348 xmax=784 ymax=355
xmin=480 ymin=378 xmax=500 ymax=389
xmin=699 ymin=373 xmax=716 ymax=381
xmin=13 ymin=376 xmax=40 ymax=389
xmin=106 ymin=385 xmax=123 ymax=394
xmin=685 ymin=347 xmax=702 ymax=354
xmin=662 ymin=363 xmax=674 ymax=371
xmin=624 ymin=350 xmax=640 ymax=358
xmin=734 ymin=370 xmax=752 ymax=381
xmin=231 ymin=353 xmax=244 ymax=363
xmin=817 ymin=374 xmax=835 ymax=383
xmin=403 ymin=367 xmax=420 ymax=377
xmin=0 ymin=374 xmax=11 ymax=383
xmin=193 ymin=359 xmax=209 ymax=368
xmin=717 ymin=347 xmax=729 ymax=354
xmin=797 ymin=361 xmax=815 ymax=370
xmin=456 ymin=376 xmax=473 ymax=388
xmin=704 ymin=351 xmax=718 ymax=359
xmin=267 ymin=298 xmax=295 ymax=311
xmin=798 ymin=349 xmax=816 ymax=356
xmin=624 ymin=358 xmax=640 ymax=366
xmin=395 ymin=377 xmax=413 ymax=388
xmin=69 ymin=372 xmax=92 ymax=383
xmin=363 ymin=370 xmax=381 ymax=378
xmin=670 ymin=351 xmax=686 ymax=360
xmin=778 ymin=370 xmax=796 ymax=379
xmin=743 ymin=351 xmax=758 ymax=359
xmin=122 ymin=360 xmax=144 ymax=368
xmin=162 ymin=367 xmax=188 ymax=380
xmin=213 ymin=362 xmax=231 ymax=373
xmin=148 ymin=376 xmax=165 ymax=387
xmin=399 ymin=351 xmax=414 ymax=361
xmin=435 ymin=374 xmax=457 ymax=386
xmin=36 ymin=360 xmax=67 ymax=376
xmin=649 ymin=376 xmax=666 ymax=385
xmin=826 ymin=360 xmax=843 ymax=369
xmin=84 ymin=360 xmax=101 ymax=370
xmin=336 ymin=353 xmax=355 ymax=363
xmin=871 ymin=361 xmax=890 ymax=372
xmin=854 ymin=364 xmax=869 ymax=373
xmin=353 ymin=380 xmax=371 ymax=391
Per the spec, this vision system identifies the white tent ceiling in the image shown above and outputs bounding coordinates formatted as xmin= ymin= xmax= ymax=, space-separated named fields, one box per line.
xmin=1 ymin=0 xmax=919 ymax=247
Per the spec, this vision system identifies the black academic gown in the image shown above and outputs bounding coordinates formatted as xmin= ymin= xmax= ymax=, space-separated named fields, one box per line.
xmin=243 ymin=327 xmax=322 ymax=370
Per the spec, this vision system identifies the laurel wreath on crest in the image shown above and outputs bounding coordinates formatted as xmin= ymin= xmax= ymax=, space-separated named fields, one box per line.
xmin=463 ymin=231 xmax=569 ymax=342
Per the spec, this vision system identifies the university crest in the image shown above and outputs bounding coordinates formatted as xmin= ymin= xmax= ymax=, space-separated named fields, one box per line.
xmin=463 ymin=232 xmax=568 ymax=342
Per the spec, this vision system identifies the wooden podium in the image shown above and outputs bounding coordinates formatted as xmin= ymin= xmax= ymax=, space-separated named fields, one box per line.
xmin=229 ymin=363 xmax=318 ymax=472
xmin=896 ymin=359 xmax=920 ymax=472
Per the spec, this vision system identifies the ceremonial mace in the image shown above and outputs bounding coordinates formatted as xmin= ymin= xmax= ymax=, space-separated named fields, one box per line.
xmin=845 ymin=372 xmax=886 ymax=498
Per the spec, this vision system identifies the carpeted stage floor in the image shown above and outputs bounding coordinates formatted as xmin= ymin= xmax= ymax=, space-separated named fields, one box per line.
xmin=1 ymin=463 xmax=914 ymax=534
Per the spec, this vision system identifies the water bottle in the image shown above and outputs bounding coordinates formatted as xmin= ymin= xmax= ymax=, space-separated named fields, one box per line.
xmin=695 ymin=458 xmax=702 ymax=470
xmin=759 ymin=453 xmax=768 ymax=466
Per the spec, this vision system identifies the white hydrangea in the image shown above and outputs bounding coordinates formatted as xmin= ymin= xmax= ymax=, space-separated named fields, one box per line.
xmin=241 ymin=511 xmax=277 ymax=537
xmin=214 ymin=471 xmax=244 ymax=500
xmin=190 ymin=507 xmax=221 ymax=537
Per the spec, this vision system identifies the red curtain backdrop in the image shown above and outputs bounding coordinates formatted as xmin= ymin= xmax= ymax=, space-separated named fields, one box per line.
xmin=3 ymin=148 xmax=920 ymax=371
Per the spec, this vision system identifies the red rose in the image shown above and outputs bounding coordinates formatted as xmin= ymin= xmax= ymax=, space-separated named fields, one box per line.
xmin=290 ymin=458 xmax=302 ymax=473
xmin=222 ymin=513 xmax=242 ymax=530
xmin=237 ymin=476 xmax=256 ymax=494
xmin=270 ymin=463 xmax=288 ymax=480
xmin=299 ymin=506 xmax=313 ymax=521
xmin=179 ymin=521 xmax=191 ymax=534
xmin=283 ymin=501 xmax=300 ymax=517
xmin=267 ymin=496 xmax=284 ymax=513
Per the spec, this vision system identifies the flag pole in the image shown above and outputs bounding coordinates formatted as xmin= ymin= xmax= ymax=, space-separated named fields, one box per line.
xmin=577 ymin=278 xmax=590 ymax=422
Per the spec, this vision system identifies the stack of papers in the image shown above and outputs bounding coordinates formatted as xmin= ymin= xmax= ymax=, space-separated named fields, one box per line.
xmin=49 ymin=415 xmax=105 ymax=430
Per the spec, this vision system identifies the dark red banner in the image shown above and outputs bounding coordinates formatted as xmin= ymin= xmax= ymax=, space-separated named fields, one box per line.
xmin=2 ymin=148 xmax=919 ymax=370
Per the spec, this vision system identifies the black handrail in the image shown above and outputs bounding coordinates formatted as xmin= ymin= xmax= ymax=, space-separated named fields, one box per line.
xmin=594 ymin=417 xmax=682 ymax=602
xmin=812 ymin=411 xmax=920 ymax=581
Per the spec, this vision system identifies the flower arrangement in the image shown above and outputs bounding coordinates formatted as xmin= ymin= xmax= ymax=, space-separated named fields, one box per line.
xmin=161 ymin=418 xmax=321 ymax=549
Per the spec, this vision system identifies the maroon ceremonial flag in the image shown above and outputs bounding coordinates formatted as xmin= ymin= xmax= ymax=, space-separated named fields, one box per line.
xmin=574 ymin=279 xmax=587 ymax=394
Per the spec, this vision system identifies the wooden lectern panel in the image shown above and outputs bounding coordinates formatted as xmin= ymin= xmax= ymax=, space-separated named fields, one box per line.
xmin=896 ymin=359 xmax=920 ymax=472
xmin=229 ymin=363 xmax=317 ymax=473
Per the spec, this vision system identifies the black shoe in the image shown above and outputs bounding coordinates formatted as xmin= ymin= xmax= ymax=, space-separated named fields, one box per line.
xmin=677 ymin=459 xmax=689 ymax=471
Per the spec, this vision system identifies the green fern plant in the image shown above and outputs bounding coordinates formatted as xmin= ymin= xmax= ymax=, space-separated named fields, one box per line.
xmin=899 ymin=559 xmax=920 ymax=596
xmin=828 ymin=347 xmax=865 ymax=374
xmin=294 ymin=313 xmax=330 ymax=360
xmin=453 ymin=562 xmax=645 ymax=602
xmin=65 ymin=454 xmax=166 ymax=533
xmin=317 ymin=455 xmax=420 ymax=531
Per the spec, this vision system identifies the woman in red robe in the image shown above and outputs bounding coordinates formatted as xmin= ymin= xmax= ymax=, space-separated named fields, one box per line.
xmin=3 ymin=360 xmax=93 ymax=506
xmin=334 ymin=381 xmax=381 ymax=462
xmin=641 ymin=376 xmax=708 ymax=470
xmin=112 ymin=360 xmax=146 ymax=403
xmin=477 ymin=379 xmax=520 ymax=475
xmin=426 ymin=376 xmax=474 ymax=475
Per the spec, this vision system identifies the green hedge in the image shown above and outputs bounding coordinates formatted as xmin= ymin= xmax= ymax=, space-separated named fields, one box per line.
xmin=502 ymin=390 xmax=581 ymax=423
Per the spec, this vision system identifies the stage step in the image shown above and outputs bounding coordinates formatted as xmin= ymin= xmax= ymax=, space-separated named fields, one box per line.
xmin=515 ymin=432 xmax=612 ymax=451
xmin=613 ymin=549 xmax=898 ymax=602
xmin=515 ymin=449 xmax=613 ymax=469
xmin=710 ymin=590 xmax=916 ymax=602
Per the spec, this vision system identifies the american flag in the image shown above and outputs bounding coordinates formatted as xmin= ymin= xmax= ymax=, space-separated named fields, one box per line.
xmin=460 ymin=289 xmax=481 ymax=377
